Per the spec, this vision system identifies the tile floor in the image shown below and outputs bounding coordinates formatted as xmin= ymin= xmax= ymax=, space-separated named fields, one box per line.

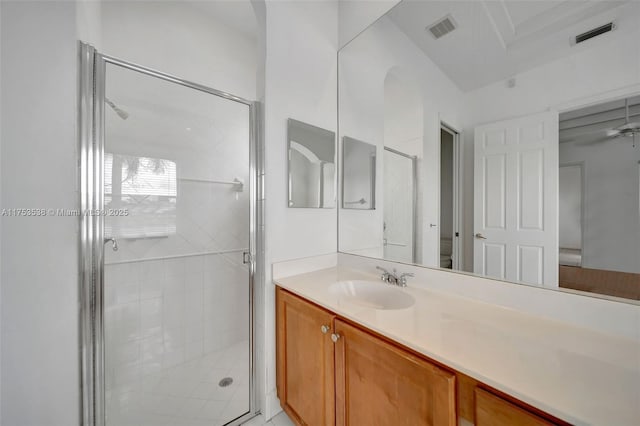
xmin=243 ymin=411 xmax=294 ymax=426
xmin=106 ymin=340 xmax=250 ymax=426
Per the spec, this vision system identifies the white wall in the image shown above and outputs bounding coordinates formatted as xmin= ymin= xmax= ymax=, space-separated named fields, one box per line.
xmin=460 ymin=27 xmax=640 ymax=272
xmin=79 ymin=0 xmax=258 ymax=101
xmin=384 ymin=71 xmax=423 ymax=156
xmin=262 ymin=0 xmax=339 ymax=418
xmin=560 ymin=141 xmax=640 ymax=273
xmin=559 ymin=164 xmax=582 ymax=250
xmin=1 ymin=2 xmax=80 ymax=425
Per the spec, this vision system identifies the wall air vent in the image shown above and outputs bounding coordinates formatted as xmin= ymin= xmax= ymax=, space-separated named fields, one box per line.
xmin=574 ymin=22 xmax=614 ymax=44
xmin=427 ymin=15 xmax=457 ymax=40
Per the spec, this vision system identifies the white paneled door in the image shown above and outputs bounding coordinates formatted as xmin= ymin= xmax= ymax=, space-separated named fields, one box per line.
xmin=473 ymin=111 xmax=559 ymax=287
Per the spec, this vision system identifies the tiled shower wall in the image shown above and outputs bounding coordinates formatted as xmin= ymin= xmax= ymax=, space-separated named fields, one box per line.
xmin=104 ymin=252 xmax=249 ymax=391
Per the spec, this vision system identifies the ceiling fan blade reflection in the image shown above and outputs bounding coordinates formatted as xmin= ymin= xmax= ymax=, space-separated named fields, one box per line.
xmin=574 ymin=130 xmax=613 ymax=146
xmin=616 ymin=122 xmax=640 ymax=131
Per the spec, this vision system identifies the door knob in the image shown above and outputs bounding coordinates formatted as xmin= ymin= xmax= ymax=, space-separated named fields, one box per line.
xmin=429 ymin=223 xmax=437 ymax=228
xmin=320 ymin=325 xmax=330 ymax=334
xmin=475 ymin=233 xmax=487 ymax=240
xmin=330 ymin=333 xmax=341 ymax=343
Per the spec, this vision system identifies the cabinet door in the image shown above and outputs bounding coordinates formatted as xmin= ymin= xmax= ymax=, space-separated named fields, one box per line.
xmin=276 ymin=288 xmax=335 ymax=425
xmin=475 ymin=388 xmax=556 ymax=426
xmin=334 ymin=319 xmax=456 ymax=426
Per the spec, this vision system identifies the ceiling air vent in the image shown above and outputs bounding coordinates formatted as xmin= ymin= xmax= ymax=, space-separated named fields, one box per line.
xmin=427 ymin=15 xmax=457 ymax=40
xmin=574 ymin=22 xmax=615 ymax=44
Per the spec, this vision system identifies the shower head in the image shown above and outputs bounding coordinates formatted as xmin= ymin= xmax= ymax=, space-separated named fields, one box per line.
xmin=105 ymin=97 xmax=129 ymax=120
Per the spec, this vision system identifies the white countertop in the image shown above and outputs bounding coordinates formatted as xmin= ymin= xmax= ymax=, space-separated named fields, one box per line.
xmin=274 ymin=267 xmax=640 ymax=426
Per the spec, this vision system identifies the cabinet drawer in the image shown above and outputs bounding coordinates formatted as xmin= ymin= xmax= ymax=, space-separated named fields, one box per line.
xmin=475 ymin=388 xmax=557 ymax=426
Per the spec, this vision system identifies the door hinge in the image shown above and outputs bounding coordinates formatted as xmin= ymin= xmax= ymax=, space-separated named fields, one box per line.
xmin=243 ymin=252 xmax=252 ymax=264
xmin=455 ymin=232 xmax=459 ymax=237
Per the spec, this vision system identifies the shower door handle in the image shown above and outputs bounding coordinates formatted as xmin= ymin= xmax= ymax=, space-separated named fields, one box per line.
xmin=104 ymin=238 xmax=118 ymax=251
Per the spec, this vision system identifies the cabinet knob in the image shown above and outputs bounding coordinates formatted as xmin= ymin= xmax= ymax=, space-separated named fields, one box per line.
xmin=330 ymin=333 xmax=341 ymax=343
xmin=320 ymin=325 xmax=330 ymax=334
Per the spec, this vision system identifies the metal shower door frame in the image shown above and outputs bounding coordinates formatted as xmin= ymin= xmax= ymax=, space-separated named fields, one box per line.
xmin=78 ymin=41 xmax=262 ymax=426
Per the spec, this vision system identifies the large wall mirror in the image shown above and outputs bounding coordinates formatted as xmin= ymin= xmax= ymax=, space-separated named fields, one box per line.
xmin=338 ymin=0 xmax=640 ymax=303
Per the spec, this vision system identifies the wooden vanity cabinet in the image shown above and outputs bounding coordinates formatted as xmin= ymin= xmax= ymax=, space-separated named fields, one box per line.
xmin=276 ymin=287 xmax=336 ymax=425
xmin=276 ymin=288 xmax=456 ymax=426
xmin=475 ymin=388 xmax=559 ymax=426
xmin=276 ymin=287 xmax=568 ymax=426
xmin=333 ymin=319 xmax=456 ymax=426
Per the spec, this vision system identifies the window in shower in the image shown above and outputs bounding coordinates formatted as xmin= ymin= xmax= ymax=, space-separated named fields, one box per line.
xmin=105 ymin=153 xmax=177 ymax=239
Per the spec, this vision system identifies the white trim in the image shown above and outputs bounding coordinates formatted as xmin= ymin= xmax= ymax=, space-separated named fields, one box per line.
xmin=554 ymin=84 xmax=640 ymax=113
xmin=264 ymin=389 xmax=282 ymax=421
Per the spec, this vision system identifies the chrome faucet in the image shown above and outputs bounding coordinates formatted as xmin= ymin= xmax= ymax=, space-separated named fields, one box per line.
xmin=376 ymin=266 xmax=414 ymax=287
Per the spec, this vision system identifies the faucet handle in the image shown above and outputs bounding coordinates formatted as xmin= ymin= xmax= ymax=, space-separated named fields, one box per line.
xmin=376 ymin=266 xmax=391 ymax=283
xmin=398 ymin=272 xmax=414 ymax=286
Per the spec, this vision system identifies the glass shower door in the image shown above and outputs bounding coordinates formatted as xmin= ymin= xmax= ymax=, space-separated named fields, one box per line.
xmin=102 ymin=61 xmax=252 ymax=426
xmin=383 ymin=148 xmax=416 ymax=264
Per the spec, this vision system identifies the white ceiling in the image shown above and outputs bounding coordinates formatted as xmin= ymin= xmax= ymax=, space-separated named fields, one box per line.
xmin=388 ymin=0 xmax=640 ymax=92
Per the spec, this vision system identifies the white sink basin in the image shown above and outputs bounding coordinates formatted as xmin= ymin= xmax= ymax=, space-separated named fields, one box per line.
xmin=329 ymin=280 xmax=415 ymax=310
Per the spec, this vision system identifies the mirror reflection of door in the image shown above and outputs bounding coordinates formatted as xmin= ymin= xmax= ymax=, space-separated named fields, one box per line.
xmin=383 ymin=148 xmax=416 ymax=263
xmin=473 ymin=111 xmax=559 ymax=287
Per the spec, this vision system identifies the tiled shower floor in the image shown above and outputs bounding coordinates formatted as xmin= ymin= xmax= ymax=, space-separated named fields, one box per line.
xmin=106 ymin=340 xmax=250 ymax=426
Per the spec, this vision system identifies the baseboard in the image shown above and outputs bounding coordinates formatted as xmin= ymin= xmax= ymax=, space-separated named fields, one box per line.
xmin=264 ymin=388 xmax=282 ymax=420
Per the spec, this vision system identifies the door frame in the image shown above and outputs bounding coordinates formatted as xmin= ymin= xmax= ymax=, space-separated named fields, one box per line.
xmin=383 ymin=146 xmax=418 ymax=263
xmin=558 ymin=162 xmax=585 ymax=266
xmin=439 ymin=122 xmax=462 ymax=270
xmin=78 ymin=42 xmax=262 ymax=426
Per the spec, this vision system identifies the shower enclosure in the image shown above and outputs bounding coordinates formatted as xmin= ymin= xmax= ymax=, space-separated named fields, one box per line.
xmin=79 ymin=42 xmax=260 ymax=426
